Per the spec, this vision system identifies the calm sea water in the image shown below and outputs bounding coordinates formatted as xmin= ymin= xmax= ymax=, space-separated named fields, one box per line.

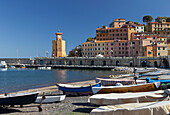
xmin=0 ymin=68 xmax=124 ymax=93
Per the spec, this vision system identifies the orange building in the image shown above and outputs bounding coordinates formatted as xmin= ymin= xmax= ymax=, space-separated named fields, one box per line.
xmin=52 ymin=32 xmax=66 ymax=57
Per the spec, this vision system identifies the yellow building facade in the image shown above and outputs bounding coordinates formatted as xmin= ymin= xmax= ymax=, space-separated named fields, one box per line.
xmin=52 ymin=32 xmax=66 ymax=57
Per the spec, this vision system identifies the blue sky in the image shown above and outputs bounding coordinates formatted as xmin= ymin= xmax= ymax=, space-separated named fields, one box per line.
xmin=0 ymin=0 xmax=170 ymax=58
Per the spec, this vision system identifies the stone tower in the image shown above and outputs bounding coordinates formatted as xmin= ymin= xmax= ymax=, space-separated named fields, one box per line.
xmin=52 ymin=32 xmax=66 ymax=57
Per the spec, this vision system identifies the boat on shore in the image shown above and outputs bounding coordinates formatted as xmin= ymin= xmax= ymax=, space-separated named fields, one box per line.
xmin=35 ymin=95 xmax=65 ymax=104
xmin=92 ymin=82 xmax=161 ymax=94
xmin=0 ymin=92 xmax=39 ymax=106
xmin=146 ymin=77 xmax=170 ymax=84
xmin=90 ymin=101 xmax=170 ymax=115
xmin=89 ymin=90 xmax=168 ymax=105
xmin=56 ymin=82 xmax=101 ymax=96
xmin=96 ymin=77 xmax=135 ymax=86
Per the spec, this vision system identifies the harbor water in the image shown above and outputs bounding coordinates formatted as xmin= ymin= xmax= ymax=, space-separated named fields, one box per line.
xmin=0 ymin=68 xmax=124 ymax=93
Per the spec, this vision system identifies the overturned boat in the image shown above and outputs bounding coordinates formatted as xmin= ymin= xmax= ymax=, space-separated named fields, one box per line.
xmin=90 ymin=101 xmax=170 ymax=115
xmin=89 ymin=90 xmax=169 ymax=105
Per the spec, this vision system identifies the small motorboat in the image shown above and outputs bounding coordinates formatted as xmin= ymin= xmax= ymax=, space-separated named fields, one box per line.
xmin=0 ymin=61 xmax=7 ymax=68
xmin=35 ymin=95 xmax=65 ymax=104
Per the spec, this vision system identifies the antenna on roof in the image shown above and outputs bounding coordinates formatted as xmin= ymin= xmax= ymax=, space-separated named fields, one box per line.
xmin=57 ymin=29 xmax=60 ymax=32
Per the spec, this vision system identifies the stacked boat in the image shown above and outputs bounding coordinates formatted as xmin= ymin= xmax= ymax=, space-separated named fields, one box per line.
xmin=88 ymin=68 xmax=170 ymax=115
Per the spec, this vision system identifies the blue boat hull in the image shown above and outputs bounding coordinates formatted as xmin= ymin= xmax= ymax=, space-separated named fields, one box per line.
xmin=146 ymin=77 xmax=170 ymax=84
xmin=58 ymin=82 xmax=101 ymax=96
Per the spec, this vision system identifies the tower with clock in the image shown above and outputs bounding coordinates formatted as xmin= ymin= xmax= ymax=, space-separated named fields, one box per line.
xmin=52 ymin=32 xmax=66 ymax=57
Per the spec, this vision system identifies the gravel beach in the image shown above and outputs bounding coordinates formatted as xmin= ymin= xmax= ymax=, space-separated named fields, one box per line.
xmin=0 ymin=80 xmax=98 ymax=115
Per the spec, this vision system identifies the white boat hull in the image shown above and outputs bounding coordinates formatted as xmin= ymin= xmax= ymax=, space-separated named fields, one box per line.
xmin=35 ymin=95 xmax=65 ymax=104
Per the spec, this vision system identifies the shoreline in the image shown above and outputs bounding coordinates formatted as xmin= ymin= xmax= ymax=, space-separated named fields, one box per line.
xmin=1 ymin=79 xmax=96 ymax=95
xmin=0 ymin=79 xmax=96 ymax=115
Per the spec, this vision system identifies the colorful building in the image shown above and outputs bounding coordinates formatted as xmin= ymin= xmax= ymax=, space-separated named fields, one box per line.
xmin=147 ymin=19 xmax=170 ymax=36
xmin=52 ymin=32 xmax=66 ymax=57
xmin=82 ymin=40 xmax=105 ymax=57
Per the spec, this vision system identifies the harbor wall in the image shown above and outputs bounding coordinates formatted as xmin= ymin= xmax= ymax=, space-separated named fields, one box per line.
xmin=0 ymin=56 xmax=168 ymax=68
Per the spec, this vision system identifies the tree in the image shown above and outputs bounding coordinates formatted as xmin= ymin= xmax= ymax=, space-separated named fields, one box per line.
xmin=143 ymin=15 xmax=153 ymax=23
xmin=144 ymin=25 xmax=147 ymax=31
xmin=86 ymin=37 xmax=96 ymax=42
xmin=166 ymin=17 xmax=170 ymax=22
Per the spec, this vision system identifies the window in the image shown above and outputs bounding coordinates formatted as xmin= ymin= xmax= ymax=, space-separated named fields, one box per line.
xmin=111 ymin=52 xmax=113 ymax=54
xmin=98 ymin=44 xmax=100 ymax=46
xmin=98 ymin=48 xmax=100 ymax=50
xmin=113 ymin=34 xmax=114 ymax=36
xmin=119 ymin=47 xmax=121 ymax=50
xmin=158 ymin=53 xmax=160 ymax=55
xmin=112 ymin=30 xmax=114 ymax=32
xmin=119 ymin=43 xmax=121 ymax=46
xmin=111 ymin=48 xmax=113 ymax=50
xmin=148 ymin=51 xmax=151 ymax=54
xmin=136 ymin=51 xmax=138 ymax=54
xmin=158 ymin=47 xmax=160 ymax=50
xmin=141 ymin=27 xmax=143 ymax=29
xmin=137 ymin=27 xmax=139 ymax=29
xmin=163 ymin=47 xmax=165 ymax=50
xmin=122 ymin=43 xmax=124 ymax=45
xmin=119 ymin=52 xmax=121 ymax=54
xmin=168 ymin=24 xmax=169 ymax=26
xmin=111 ymin=43 xmax=113 ymax=46
xmin=116 ymin=34 xmax=119 ymax=36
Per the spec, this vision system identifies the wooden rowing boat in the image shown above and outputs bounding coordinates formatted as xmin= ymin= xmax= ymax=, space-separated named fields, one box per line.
xmin=96 ymin=77 xmax=135 ymax=86
xmin=92 ymin=82 xmax=161 ymax=94
xmin=56 ymin=82 xmax=101 ymax=96
xmin=35 ymin=95 xmax=65 ymax=104
xmin=0 ymin=92 xmax=39 ymax=105
xmin=90 ymin=101 xmax=170 ymax=115
xmin=89 ymin=90 xmax=168 ymax=105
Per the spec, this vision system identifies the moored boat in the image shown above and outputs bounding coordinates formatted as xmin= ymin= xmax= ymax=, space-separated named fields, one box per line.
xmin=35 ymin=95 xmax=65 ymax=104
xmin=90 ymin=101 xmax=170 ymax=115
xmin=0 ymin=61 xmax=7 ymax=68
xmin=56 ymin=82 xmax=101 ymax=96
xmin=92 ymin=82 xmax=161 ymax=94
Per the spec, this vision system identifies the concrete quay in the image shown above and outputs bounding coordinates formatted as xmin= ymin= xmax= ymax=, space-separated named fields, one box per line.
xmin=0 ymin=56 xmax=169 ymax=68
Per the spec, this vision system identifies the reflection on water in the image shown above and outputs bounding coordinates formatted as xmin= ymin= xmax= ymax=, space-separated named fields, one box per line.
xmin=53 ymin=70 xmax=67 ymax=82
xmin=0 ymin=68 xmax=7 ymax=71
xmin=0 ymin=69 xmax=124 ymax=93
